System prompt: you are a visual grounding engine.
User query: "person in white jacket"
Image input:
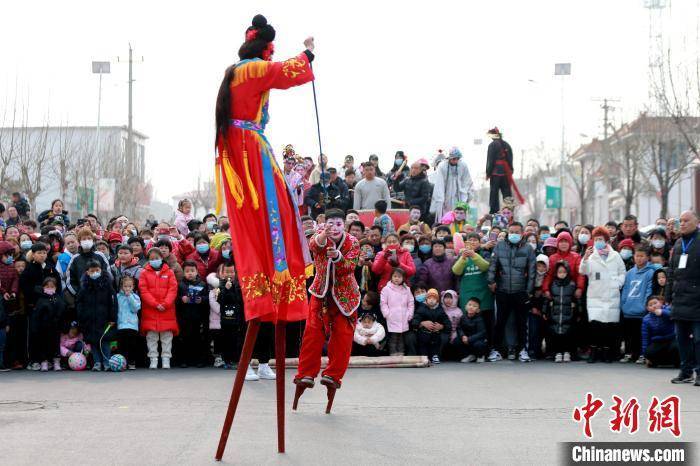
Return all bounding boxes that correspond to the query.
[354,313,386,352]
[429,147,475,221]
[578,226,627,363]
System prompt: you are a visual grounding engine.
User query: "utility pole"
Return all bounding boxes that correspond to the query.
[117,44,143,217]
[592,97,620,139]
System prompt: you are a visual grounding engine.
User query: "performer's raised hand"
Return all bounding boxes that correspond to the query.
[304,36,315,52]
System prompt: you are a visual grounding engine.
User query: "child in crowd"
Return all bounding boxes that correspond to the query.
[618,239,635,271]
[0,241,21,368]
[358,291,385,329]
[207,270,224,368]
[76,260,117,371]
[652,268,667,296]
[110,245,143,291]
[529,254,549,359]
[353,312,386,356]
[177,261,209,368]
[455,297,488,363]
[544,262,577,363]
[140,249,179,370]
[380,268,415,356]
[373,200,395,238]
[441,290,462,359]
[412,288,451,364]
[59,321,91,362]
[116,276,141,370]
[650,251,666,267]
[29,277,65,371]
[641,295,679,368]
[0,293,8,371]
[215,262,244,369]
[620,247,654,364]
[175,198,194,237]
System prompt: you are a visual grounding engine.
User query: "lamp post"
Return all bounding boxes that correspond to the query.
[554,63,571,221]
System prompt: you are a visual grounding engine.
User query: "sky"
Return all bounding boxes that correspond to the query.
[0,0,697,203]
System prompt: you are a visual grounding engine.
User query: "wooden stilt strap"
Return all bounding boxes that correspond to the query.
[215,319,261,461]
[275,321,287,453]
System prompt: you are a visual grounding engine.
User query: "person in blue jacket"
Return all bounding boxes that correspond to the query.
[642,295,679,367]
[620,246,655,364]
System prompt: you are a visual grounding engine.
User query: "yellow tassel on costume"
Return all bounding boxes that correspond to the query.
[242,149,259,210]
[305,264,315,279]
[231,61,270,87]
[214,163,223,215]
[273,268,291,286]
[222,158,245,209]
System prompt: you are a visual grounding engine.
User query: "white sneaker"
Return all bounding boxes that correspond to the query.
[460,355,477,363]
[53,358,62,371]
[476,356,486,363]
[431,355,441,364]
[161,357,170,369]
[128,364,136,371]
[635,355,645,364]
[620,354,632,363]
[28,362,41,371]
[257,363,276,380]
[245,364,260,381]
[149,358,158,369]
[487,349,503,362]
[213,356,224,368]
[563,352,572,363]
[40,361,49,372]
[554,353,563,363]
[92,362,102,372]
[518,349,531,363]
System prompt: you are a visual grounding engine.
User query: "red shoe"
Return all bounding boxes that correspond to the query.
[12,361,24,370]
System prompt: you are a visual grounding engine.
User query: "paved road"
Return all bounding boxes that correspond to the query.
[1,362,697,465]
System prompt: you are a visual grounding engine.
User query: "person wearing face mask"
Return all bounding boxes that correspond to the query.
[388,150,410,193]
[446,203,470,235]
[20,242,62,317]
[416,236,433,264]
[356,239,378,294]
[487,222,536,362]
[66,229,113,297]
[186,234,222,280]
[398,160,432,218]
[573,225,593,254]
[76,260,117,371]
[648,228,670,262]
[397,206,432,237]
[415,240,457,295]
[371,233,416,293]
[295,209,361,410]
[27,277,66,372]
[399,234,421,276]
[542,231,585,301]
[617,239,636,271]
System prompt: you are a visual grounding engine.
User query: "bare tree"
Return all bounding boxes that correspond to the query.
[70,132,99,217]
[605,123,650,216]
[53,124,76,201]
[0,94,20,198]
[15,103,52,210]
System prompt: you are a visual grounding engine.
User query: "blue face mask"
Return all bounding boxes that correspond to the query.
[196,244,210,254]
[594,240,607,250]
[222,250,231,259]
[650,262,663,270]
[394,159,403,167]
[540,233,551,241]
[415,293,427,303]
[206,221,216,231]
[149,259,163,269]
[508,234,522,244]
[144,239,152,247]
[364,249,374,259]
[20,240,32,250]
[89,271,101,280]
[4,256,14,265]
[419,245,432,254]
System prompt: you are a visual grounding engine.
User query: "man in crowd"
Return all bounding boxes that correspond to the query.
[11,192,31,220]
[612,214,645,250]
[399,159,432,219]
[666,211,700,386]
[304,172,350,219]
[353,162,391,211]
[328,167,350,202]
[487,221,536,363]
[345,169,357,199]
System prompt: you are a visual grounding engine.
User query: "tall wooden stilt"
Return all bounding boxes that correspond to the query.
[275,321,286,453]
[215,319,260,461]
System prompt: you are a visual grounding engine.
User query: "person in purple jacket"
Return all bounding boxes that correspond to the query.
[415,240,457,294]
[642,295,679,368]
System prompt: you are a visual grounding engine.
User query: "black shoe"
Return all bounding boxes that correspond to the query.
[0,365,10,372]
[179,363,188,369]
[507,349,516,361]
[587,347,598,364]
[602,347,613,363]
[196,362,205,368]
[671,373,694,384]
[695,379,700,387]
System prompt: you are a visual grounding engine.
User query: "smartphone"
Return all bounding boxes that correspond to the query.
[489,232,498,242]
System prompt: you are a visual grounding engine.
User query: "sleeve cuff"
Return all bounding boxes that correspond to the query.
[304,49,315,62]
[315,235,327,248]
[331,250,343,263]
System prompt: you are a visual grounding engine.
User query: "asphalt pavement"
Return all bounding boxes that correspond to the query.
[1,362,697,465]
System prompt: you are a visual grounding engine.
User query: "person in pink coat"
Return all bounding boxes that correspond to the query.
[372,233,416,292]
[380,268,415,355]
[139,248,179,369]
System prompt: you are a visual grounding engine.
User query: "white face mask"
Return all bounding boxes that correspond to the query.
[578,234,590,245]
[651,239,666,249]
[80,240,94,250]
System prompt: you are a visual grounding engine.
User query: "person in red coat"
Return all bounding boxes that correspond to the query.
[542,231,585,299]
[139,248,179,369]
[186,234,222,279]
[371,232,416,292]
[295,209,361,404]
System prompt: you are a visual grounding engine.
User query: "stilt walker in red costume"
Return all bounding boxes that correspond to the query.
[293,208,361,413]
[486,127,525,214]
[213,14,316,461]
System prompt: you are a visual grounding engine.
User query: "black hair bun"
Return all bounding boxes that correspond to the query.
[252,14,267,28]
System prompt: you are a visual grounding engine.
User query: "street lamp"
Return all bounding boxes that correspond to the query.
[92,61,110,159]
[554,62,571,221]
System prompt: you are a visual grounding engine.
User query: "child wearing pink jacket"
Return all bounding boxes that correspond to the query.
[380,268,415,356]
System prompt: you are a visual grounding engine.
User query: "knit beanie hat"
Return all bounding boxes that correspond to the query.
[426,289,440,300]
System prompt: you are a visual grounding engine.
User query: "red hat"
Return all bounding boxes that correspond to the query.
[487,127,502,138]
[617,238,635,251]
[556,231,573,246]
[416,157,430,168]
[0,240,14,256]
[106,232,123,243]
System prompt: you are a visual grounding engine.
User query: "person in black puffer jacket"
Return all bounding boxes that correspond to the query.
[411,288,451,363]
[399,162,433,218]
[544,261,577,362]
[0,296,8,371]
[66,229,113,297]
[76,261,117,371]
[28,277,65,371]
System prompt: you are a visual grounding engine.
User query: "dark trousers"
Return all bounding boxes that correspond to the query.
[404,330,418,356]
[548,331,573,354]
[178,317,207,365]
[589,320,618,349]
[0,328,6,367]
[494,292,529,353]
[489,175,511,214]
[7,313,27,365]
[481,308,495,351]
[456,338,488,358]
[645,339,680,367]
[622,317,642,358]
[219,325,240,364]
[528,313,545,358]
[417,331,448,358]
[118,329,141,365]
[252,322,274,364]
[675,320,700,376]
[29,327,60,362]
